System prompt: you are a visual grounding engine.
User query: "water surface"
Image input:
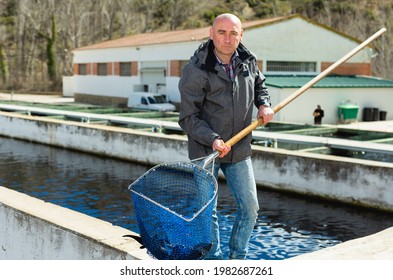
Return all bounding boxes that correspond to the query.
[1,136,393,260]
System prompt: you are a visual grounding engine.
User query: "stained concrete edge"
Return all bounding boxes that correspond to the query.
[0,186,152,260]
[292,226,393,260]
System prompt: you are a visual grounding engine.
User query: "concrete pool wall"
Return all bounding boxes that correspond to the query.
[1,111,393,212]
[0,186,150,260]
[1,110,393,260]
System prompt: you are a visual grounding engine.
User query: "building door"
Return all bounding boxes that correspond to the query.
[140,61,166,93]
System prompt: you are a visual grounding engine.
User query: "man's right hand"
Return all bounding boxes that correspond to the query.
[212,139,231,158]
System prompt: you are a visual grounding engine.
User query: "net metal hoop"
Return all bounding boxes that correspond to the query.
[128,160,218,260]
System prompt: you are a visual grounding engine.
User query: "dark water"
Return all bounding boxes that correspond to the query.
[1,136,393,260]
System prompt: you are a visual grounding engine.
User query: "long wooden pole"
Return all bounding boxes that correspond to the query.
[225,27,387,148]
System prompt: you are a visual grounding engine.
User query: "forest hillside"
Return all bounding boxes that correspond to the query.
[0,0,392,91]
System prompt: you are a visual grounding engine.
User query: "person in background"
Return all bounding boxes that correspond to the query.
[178,13,274,259]
[313,105,324,124]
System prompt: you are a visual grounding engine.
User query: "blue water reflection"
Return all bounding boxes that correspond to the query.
[1,136,393,260]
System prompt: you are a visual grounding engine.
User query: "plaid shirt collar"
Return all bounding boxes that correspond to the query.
[214,50,238,81]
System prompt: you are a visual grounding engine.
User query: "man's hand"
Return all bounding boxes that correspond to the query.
[257,105,274,125]
[212,138,231,158]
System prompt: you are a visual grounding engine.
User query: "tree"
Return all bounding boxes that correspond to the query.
[20,0,60,89]
[39,15,57,87]
[0,40,8,84]
[0,0,15,87]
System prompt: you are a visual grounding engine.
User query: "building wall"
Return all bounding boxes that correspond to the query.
[72,41,202,63]
[73,75,140,97]
[243,17,371,67]
[72,41,202,104]
[321,62,371,76]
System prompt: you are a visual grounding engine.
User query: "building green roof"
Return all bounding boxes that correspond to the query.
[265,75,393,88]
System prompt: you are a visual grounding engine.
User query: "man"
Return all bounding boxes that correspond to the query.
[313,105,324,124]
[178,13,274,259]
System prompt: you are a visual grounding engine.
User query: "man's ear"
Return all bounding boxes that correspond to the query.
[209,27,214,40]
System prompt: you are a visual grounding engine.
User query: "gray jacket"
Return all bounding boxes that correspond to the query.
[178,40,271,163]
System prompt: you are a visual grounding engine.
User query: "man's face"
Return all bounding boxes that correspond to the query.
[210,16,243,61]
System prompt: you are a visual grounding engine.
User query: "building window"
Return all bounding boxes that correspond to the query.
[79,64,87,75]
[180,60,188,70]
[169,60,189,77]
[120,62,132,76]
[266,61,316,73]
[98,63,107,76]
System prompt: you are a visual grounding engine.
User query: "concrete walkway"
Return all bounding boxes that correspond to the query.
[0,92,74,104]
[337,120,393,133]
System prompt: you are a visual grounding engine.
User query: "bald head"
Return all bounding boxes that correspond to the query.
[210,13,243,64]
[213,13,242,29]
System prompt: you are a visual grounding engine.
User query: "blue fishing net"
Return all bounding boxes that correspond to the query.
[129,162,217,260]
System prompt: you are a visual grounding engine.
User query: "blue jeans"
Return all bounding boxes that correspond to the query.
[203,157,259,260]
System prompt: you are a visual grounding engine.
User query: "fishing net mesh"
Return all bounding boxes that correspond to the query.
[129,162,217,260]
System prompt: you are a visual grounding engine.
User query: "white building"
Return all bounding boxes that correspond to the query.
[69,14,393,124]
